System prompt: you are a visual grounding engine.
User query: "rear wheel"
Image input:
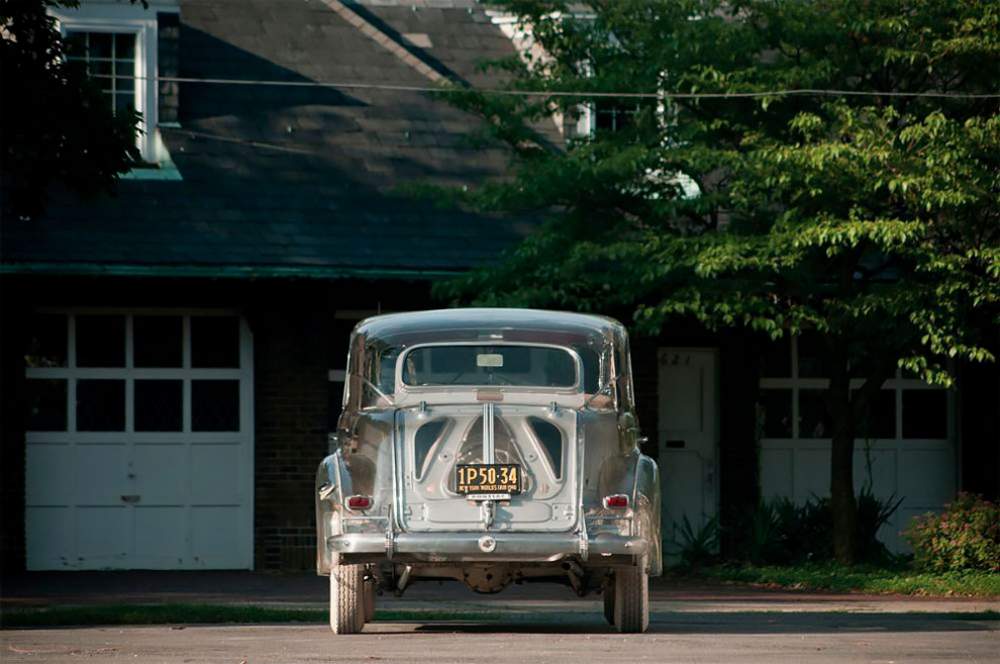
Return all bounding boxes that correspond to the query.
[329,564,365,634]
[602,575,616,626]
[613,559,649,633]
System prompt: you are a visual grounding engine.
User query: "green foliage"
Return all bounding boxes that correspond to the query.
[671,514,721,568]
[433,0,998,382]
[0,0,141,219]
[687,561,1000,597]
[433,0,1000,563]
[905,493,1000,573]
[741,487,902,565]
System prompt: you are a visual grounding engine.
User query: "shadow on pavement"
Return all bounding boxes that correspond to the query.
[400,611,997,636]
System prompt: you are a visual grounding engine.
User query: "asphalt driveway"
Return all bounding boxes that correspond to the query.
[2,573,997,663]
[3,612,998,664]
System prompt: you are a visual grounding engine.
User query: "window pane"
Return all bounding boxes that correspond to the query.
[25,314,67,368]
[135,380,182,431]
[192,380,240,431]
[65,32,87,56]
[77,379,125,431]
[116,73,134,92]
[402,345,576,387]
[90,60,112,79]
[760,338,791,378]
[856,389,895,439]
[27,379,67,431]
[134,316,182,367]
[114,93,134,115]
[903,390,948,439]
[76,315,125,367]
[758,388,792,438]
[191,317,240,368]
[89,32,112,59]
[114,33,135,59]
[797,333,830,378]
[799,389,832,438]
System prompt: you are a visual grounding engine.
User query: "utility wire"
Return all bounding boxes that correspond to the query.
[99,74,1000,99]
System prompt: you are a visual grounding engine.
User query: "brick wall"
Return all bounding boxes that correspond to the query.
[0,280,28,573]
[251,284,331,571]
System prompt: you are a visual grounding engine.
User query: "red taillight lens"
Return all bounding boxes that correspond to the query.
[603,494,629,509]
[346,495,372,511]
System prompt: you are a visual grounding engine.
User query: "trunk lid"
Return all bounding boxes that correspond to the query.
[394,403,578,532]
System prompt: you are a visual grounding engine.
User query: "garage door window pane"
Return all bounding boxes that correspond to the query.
[135,380,182,431]
[856,389,896,439]
[76,315,125,367]
[134,316,182,368]
[760,338,791,378]
[758,389,792,438]
[27,379,67,431]
[191,317,239,368]
[26,314,67,368]
[903,390,947,439]
[797,334,830,378]
[77,379,125,431]
[192,380,239,431]
[799,389,832,438]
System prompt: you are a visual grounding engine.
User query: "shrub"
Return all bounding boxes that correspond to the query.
[905,493,1000,573]
[740,488,901,565]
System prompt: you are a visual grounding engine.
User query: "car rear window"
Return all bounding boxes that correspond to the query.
[402,345,577,388]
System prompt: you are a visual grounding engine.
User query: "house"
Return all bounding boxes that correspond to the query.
[1,0,996,573]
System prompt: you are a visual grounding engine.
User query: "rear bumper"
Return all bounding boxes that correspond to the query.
[327,530,648,563]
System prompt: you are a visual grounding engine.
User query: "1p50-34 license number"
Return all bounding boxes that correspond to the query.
[456,464,521,495]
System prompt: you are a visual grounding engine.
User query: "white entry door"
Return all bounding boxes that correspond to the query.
[24,310,254,570]
[658,348,719,554]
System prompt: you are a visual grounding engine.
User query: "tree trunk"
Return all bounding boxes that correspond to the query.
[830,411,857,564]
[827,345,857,564]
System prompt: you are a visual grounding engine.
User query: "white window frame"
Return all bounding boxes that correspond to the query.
[51,2,178,164]
[758,337,955,445]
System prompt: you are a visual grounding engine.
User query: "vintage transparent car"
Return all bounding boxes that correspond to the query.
[316,309,661,633]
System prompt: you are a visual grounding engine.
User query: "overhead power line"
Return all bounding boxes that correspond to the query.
[101,74,1000,100]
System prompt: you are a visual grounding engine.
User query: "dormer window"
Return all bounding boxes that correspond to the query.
[51,2,178,168]
[65,31,139,117]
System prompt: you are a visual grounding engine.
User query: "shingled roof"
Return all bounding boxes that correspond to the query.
[1,0,542,279]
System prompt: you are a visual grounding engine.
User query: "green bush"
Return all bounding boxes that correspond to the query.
[905,493,1000,573]
[742,486,901,565]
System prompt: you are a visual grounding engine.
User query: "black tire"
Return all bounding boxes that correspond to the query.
[613,560,649,633]
[363,573,376,623]
[603,574,616,626]
[329,564,365,634]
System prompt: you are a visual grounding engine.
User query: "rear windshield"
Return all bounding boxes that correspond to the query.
[401,345,578,388]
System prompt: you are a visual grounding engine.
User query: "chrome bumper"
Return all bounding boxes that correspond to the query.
[327,531,648,563]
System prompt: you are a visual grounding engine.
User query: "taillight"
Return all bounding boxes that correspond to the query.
[346,495,372,511]
[603,494,630,509]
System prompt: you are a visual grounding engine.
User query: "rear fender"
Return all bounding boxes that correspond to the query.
[594,452,662,576]
[315,451,348,574]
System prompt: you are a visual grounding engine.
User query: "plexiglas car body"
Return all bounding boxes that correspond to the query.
[316,309,661,633]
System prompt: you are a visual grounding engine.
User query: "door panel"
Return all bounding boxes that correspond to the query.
[658,348,719,554]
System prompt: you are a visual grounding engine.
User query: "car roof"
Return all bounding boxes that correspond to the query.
[354,308,626,348]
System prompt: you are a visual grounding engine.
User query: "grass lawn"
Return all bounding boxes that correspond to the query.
[681,562,1000,597]
[0,604,501,629]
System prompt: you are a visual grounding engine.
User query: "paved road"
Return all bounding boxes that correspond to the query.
[3,609,998,664]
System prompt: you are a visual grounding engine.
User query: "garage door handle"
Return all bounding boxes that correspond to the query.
[121,495,141,504]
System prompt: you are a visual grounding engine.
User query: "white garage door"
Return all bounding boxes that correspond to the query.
[756,336,955,552]
[24,310,254,570]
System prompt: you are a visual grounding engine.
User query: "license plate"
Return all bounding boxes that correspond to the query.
[456,464,522,497]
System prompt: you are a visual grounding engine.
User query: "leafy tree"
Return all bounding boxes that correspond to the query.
[436,0,1000,562]
[0,0,140,220]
